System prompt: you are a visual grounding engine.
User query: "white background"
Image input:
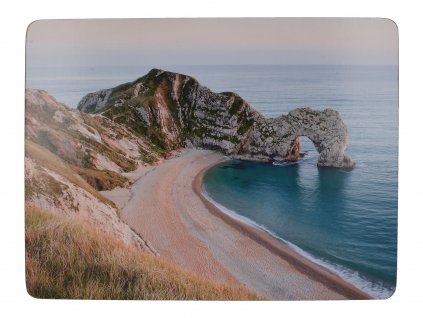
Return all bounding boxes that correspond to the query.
[1,0,422,317]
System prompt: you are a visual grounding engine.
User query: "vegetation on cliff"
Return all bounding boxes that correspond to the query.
[24,67,355,300]
[78,68,354,168]
[25,89,160,251]
[25,88,261,299]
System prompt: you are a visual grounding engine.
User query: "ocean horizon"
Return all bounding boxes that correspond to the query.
[26,63,398,111]
[26,63,398,299]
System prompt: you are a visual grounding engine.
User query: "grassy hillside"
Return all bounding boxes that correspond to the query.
[25,140,115,207]
[25,207,260,300]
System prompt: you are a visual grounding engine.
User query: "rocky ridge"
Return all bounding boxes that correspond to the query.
[25,89,161,254]
[78,68,354,169]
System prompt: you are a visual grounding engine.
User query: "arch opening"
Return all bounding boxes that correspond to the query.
[286,136,320,163]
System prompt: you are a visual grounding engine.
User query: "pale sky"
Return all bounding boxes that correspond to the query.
[26,18,398,67]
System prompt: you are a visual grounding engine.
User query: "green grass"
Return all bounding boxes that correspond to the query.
[229,95,244,116]
[25,207,260,300]
[237,118,255,136]
[138,148,157,164]
[102,102,170,154]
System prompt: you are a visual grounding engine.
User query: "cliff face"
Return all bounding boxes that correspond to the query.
[78,69,354,169]
[25,89,161,253]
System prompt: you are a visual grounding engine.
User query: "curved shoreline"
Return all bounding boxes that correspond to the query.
[193,159,371,300]
[104,149,371,299]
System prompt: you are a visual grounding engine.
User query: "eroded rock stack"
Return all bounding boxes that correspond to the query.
[78,69,354,169]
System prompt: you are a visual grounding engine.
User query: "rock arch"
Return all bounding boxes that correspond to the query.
[281,108,355,169]
[77,69,354,170]
[235,107,355,170]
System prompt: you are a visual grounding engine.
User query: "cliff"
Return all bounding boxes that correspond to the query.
[25,89,161,253]
[25,72,355,299]
[25,89,263,299]
[78,69,354,169]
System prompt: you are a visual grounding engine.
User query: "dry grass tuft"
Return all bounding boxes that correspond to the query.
[73,167,129,191]
[25,207,260,300]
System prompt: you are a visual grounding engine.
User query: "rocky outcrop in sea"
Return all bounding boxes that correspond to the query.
[78,69,354,169]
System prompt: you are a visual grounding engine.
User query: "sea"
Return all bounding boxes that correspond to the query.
[26,64,398,299]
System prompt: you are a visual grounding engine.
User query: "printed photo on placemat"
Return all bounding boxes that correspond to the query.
[25,18,398,300]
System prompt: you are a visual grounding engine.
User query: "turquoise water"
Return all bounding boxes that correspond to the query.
[26,64,398,299]
[203,157,397,298]
[199,65,398,299]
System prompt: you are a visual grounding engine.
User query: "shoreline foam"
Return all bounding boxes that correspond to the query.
[103,149,371,299]
[194,159,371,300]
[201,184,391,299]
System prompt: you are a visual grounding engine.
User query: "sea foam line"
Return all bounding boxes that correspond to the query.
[201,186,394,299]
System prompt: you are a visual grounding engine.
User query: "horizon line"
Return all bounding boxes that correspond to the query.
[27,62,399,69]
